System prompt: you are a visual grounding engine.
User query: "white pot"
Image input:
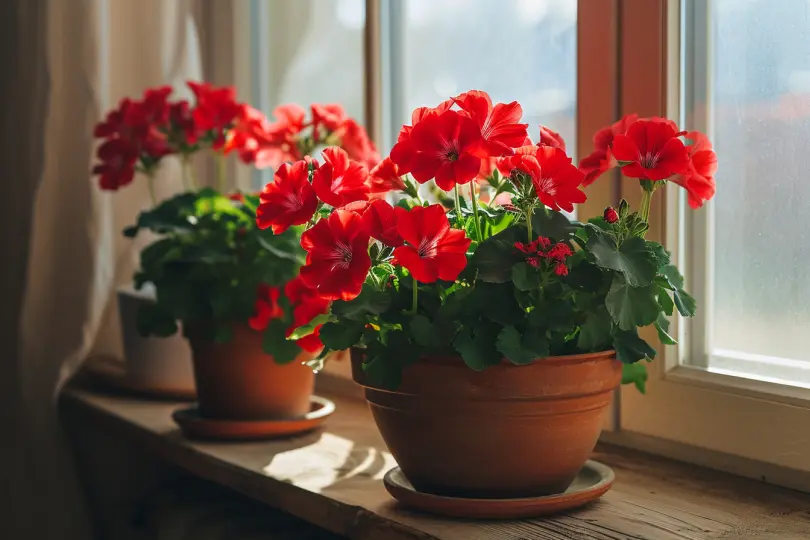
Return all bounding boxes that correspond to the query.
[117,284,195,393]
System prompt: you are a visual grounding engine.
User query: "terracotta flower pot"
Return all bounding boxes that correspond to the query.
[190,325,314,420]
[351,350,621,499]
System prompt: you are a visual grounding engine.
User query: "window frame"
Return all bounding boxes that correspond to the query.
[612,0,810,492]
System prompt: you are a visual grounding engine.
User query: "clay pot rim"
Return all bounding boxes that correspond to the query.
[352,348,615,367]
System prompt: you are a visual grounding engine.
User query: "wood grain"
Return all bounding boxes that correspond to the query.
[59,385,810,540]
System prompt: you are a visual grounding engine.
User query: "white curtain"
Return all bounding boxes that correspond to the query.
[1,0,202,536]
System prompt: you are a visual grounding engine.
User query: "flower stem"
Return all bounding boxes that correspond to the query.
[526,207,534,243]
[147,174,157,206]
[183,155,198,191]
[469,182,483,241]
[216,154,227,193]
[410,276,418,315]
[453,184,463,227]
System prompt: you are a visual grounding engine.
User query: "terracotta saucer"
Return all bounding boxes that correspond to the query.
[84,355,196,401]
[384,460,614,519]
[172,396,335,440]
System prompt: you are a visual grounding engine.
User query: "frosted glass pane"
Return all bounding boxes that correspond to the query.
[402,0,577,157]
[692,0,810,381]
[266,0,365,123]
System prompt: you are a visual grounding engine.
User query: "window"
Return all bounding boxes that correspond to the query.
[682,0,810,387]
[617,0,810,489]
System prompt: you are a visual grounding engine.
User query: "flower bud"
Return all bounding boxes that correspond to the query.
[604,206,619,224]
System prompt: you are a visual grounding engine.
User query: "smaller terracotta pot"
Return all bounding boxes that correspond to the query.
[189,325,314,420]
[352,350,621,499]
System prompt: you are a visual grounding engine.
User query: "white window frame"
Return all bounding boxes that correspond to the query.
[611,0,810,493]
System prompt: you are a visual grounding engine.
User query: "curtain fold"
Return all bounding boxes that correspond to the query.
[1,0,202,536]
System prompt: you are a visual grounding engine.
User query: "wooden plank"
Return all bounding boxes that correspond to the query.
[59,386,810,540]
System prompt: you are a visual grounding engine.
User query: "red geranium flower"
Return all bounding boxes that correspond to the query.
[453,90,528,157]
[538,125,566,152]
[248,284,284,331]
[256,160,318,234]
[361,199,403,247]
[388,100,454,174]
[311,103,347,141]
[672,131,717,209]
[391,110,483,191]
[92,138,138,190]
[312,146,370,207]
[168,100,199,145]
[188,81,242,147]
[284,276,330,353]
[335,119,380,168]
[300,210,371,301]
[368,157,406,194]
[392,205,471,283]
[611,118,690,181]
[579,113,638,186]
[498,146,586,213]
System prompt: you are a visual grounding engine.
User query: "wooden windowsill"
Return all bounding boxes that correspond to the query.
[59,379,810,540]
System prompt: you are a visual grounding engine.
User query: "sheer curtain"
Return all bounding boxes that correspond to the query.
[0,0,202,536]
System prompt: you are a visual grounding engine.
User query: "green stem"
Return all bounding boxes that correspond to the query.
[526,206,534,243]
[216,154,227,193]
[640,188,653,223]
[453,184,463,227]
[183,155,198,191]
[410,276,418,315]
[147,174,157,206]
[469,182,482,242]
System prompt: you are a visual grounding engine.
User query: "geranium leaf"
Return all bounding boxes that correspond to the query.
[673,288,697,317]
[331,286,392,320]
[262,319,302,364]
[647,241,671,269]
[577,307,613,351]
[655,313,677,345]
[318,320,365,351]
[512,262,542,291]
[621,362,649,394]
[452,323,501,371]
[362,353,402,390]
[469,225,524,283]
[613,328,657,364]
[531,208,577,241]
[408,314,435,348]
[287,313,336,339]
[660,264,685,290]
[605,275,660,330]
[496,325,549,365]
[588,234,657,287]
[657,285,675,316]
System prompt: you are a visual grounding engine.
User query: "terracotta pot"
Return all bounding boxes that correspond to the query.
[190,325,314,420]
[352,350,621,499]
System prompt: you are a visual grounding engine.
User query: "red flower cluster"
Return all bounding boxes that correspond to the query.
[497,145,586,212]
[390,90,529,190]
[579,115,717,207]
[248,276,330,353]
[93,84,379,193]
[515,237,572,276]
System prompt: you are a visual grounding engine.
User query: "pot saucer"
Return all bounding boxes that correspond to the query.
[172,396,335,440]
[84,355,196,401]
[383,460,614,519]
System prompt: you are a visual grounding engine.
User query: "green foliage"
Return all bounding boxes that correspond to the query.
[468,225,524,282]
[588,235,657,287]
[129,190,305,362]
[622,362,649,394]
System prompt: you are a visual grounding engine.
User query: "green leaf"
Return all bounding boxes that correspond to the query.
[362,353,402,390]
[331,286,393,320]
[496,325,549,365]
[577,308,613,351]
[605,275,661,331]
[512,262,542,291]
[657,286,675,316]
[214,324,233,344]
[588,235,657,287]
[257,233,305,263]
[261,319,302,364]
[136,304,178,337]
[531,208,576,240]
[469,225,524,283]
[318,320,365,351]
[647,241,671,269]
[660,264,685,290]
[674,289,697,317]
[613,328,657,364]
[655,313,677,345]
[287,313,336,340]
[621,362,649,394]
[452,322,502,371]
[408,314,435,348]
[467,282,524,326]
